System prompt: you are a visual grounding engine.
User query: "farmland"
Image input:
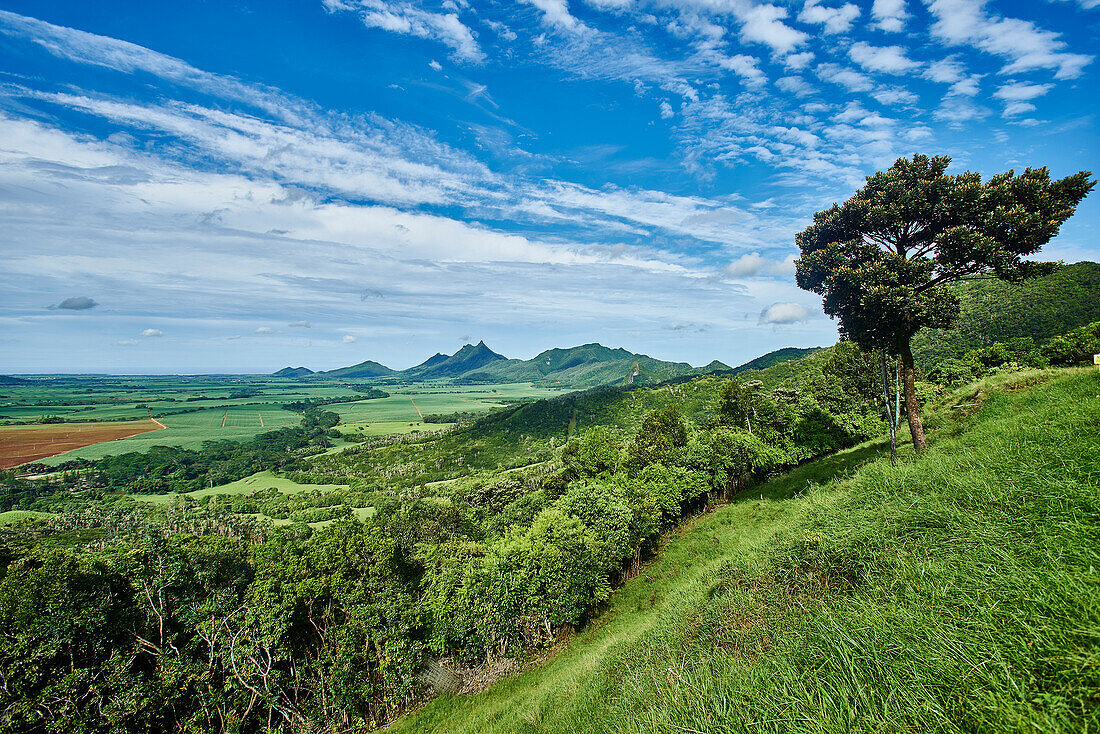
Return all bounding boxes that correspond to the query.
[0,420,164,468]
[0,375,561,467]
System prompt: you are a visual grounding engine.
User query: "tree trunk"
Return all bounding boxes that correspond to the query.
[901,343,927,453]
[880,353,897,465]
[894,356,902,429]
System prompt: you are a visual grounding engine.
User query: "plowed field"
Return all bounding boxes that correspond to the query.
[0,420,165,468]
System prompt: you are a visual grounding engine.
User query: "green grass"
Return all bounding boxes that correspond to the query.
[130,470,350,504]
[392,369,1100,734]
[336,420,455,436]
[325,383,558,425]
[0,510,54,525]
[36,406,302,463]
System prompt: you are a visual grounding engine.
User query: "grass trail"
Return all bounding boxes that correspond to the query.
[391,369,1100,734]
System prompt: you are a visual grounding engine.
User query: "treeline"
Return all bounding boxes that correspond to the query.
[911,261,1100,368]
[281,388,388,412]
[927,320,1100,386]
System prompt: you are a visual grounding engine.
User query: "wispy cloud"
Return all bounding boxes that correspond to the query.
[322,0,485,62]
[927,0,1093,79]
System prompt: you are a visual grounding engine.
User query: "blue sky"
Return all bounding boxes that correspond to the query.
[0,0,1096,373]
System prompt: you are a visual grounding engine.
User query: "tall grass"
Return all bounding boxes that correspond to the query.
[390,370,1100,733]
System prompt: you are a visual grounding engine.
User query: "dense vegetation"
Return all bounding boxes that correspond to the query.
[911,261,1100,368]
[2,311,1098,731]
[392,368,1100,734]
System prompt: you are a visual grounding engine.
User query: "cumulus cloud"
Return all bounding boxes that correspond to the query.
[734,2,808,55]
[255,326,275,334]
[659,100,675,118]
[289,320,312,328]
[725,252,795,277]
[870,0,908,32]
[776,75,814,96]
[523,0,586,32]
[343,335,358,343]
[428,59,442,71]
[51,296,99,310]
[116,339,140,346]
[798,0,861,35]
[815,63,873,92]
[758,302,809,324]
[141,328,163,337]
[848,42,920,74]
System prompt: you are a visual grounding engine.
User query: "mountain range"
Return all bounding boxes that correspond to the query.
[275,340,737,389]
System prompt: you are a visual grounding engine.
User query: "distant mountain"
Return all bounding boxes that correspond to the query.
[320,359,396,379]
[730,347,821,375]
[403,341,507,379]
[313,341,732,388]
[272,366,315,377]
[441,342,729,388]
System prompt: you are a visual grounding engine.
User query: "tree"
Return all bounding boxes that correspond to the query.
[795,155,1093,452]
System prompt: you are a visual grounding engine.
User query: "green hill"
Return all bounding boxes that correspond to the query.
[391,368,1100,733]
[318,342,733,388]
[912,261,1100,369]
[730,346,820,374]
[271,366,314,377]
[318,359,395,379]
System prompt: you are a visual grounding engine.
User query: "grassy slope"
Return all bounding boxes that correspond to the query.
[391,369,1100,733]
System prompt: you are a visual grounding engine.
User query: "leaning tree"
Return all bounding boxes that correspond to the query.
[795,154,1093,453]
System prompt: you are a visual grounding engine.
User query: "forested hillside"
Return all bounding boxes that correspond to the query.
[392,369,1100,734]
[911,261,1100,368]
[3,318,1099,732]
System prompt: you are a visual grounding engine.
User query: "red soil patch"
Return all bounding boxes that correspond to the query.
[0,420,165,468]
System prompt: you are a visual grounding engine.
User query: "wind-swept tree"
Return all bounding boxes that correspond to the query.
[795,155,1093,452]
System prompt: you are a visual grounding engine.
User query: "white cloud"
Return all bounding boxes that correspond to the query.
[849,41,920,74]
[141,328,163,337]
[289,320,312,328]
[255,326,275,334]
[715,53,767,88]
[776,75,814,96]
[871,0,908,32]
[429,59,443,70]
[872,87,919,105]
[759,302,809,324]
[815,62,873,92]
[323,0,485,62]
[798,0,861,35]
[992,81,1053,102]
[523,0,586,32]
[659,100,675,118]
[724,252,794,277]
[343,334,358,343]
[1002,101,1036,117]
[784,51,814,70]
[735,2,809,55]
[927,0,1093,79]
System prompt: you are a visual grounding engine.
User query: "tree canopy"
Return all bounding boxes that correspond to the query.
[795,154,1093,451]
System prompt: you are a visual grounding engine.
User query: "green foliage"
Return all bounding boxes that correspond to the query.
[391,371,1100,734]
[796,155,1094,354]
[912,261,1100,368]
[1041,320,1100,366]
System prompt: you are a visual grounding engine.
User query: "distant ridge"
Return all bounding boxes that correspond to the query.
[303,341,736,389]
[0,375,30,385]
[272,366,314,377]
[320,359,396,379]
[730,347,821,375]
